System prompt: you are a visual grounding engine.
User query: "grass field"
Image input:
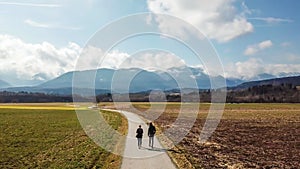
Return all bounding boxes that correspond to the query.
[0,104,127,169]
[102,102,300,169]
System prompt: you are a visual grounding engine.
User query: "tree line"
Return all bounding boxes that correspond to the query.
[1,83,299,103]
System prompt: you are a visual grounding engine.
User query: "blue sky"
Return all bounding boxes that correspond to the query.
[0,0,299,86]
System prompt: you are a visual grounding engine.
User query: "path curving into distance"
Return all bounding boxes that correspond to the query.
[105,109,177,169]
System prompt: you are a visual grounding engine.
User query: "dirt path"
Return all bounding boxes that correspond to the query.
[116,110,177,169]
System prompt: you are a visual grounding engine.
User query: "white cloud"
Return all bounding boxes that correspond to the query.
[24,19,81,30]
[147,0,254,42]
[78,47,130,70]
[79,48,186,71]
[249,17,293,24]
[235,58,264,79]
[0,2,61,8]
[0,34,80,85]
[0,35,132,85]
[244,47,258,56]
[0,35,187,85]
[225,58,300,80]
[119,52,186,70]
[24,19,51,28]
[244,40,273,56]
[259,40,273,49]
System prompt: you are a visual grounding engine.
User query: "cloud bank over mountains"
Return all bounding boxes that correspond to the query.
[0,34,300,86]
[0,35,79,85]
[0,35,188,86]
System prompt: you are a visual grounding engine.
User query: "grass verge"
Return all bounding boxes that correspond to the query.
[0,107,127,169]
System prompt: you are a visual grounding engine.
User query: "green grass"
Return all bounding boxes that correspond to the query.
[0,108,127,169]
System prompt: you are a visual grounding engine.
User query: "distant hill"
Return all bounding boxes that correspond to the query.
[38,67,242,93]
[233,76,300,90]
[0,80,11,88]
[2,67,300,99]
[38,68,178,93]
[37,68,300,92]
[1,74,300,103]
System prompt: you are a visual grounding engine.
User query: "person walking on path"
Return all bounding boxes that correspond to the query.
[148,122,156,148]
[136,125,143,149]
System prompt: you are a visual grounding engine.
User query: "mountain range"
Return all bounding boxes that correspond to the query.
[0,80,11,88]
[0,67,299,95]
[232,75,300,90]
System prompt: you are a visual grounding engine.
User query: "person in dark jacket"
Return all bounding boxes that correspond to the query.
[148,122,156,148]
[136,125,143,149]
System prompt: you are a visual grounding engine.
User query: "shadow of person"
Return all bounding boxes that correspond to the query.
[144,147,167,152]
[138,146,183,154]
[141,147,182,154]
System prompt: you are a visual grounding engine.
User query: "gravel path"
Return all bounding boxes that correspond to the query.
[115,110,177,169]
